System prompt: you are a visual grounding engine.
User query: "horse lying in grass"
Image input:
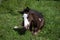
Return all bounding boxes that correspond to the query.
[14,7,44,35]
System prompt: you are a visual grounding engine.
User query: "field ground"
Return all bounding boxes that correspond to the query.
[0,0,60,40]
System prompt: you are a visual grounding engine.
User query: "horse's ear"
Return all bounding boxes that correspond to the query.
[26,7,30,10]
[24,7,30,12]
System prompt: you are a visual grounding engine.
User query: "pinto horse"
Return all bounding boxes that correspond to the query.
[14,7,44,35]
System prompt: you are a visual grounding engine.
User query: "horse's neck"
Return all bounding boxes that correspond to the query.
[23,13,30,27]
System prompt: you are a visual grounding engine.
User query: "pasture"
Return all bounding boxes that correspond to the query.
[0,0,60,40]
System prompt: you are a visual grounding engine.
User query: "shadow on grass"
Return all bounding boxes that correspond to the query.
[13,28,27,35]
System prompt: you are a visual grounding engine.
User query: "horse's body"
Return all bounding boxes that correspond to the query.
[22,7,44,35]
[14,7,44,35]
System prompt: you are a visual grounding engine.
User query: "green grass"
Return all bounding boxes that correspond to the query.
[0,0,60,40]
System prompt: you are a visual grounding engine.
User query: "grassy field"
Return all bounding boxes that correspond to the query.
[0,0,60,40]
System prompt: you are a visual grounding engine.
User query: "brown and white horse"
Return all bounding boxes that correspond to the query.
[14,7,44,35]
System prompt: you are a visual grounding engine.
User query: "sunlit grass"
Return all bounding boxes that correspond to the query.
[0,0,60,40]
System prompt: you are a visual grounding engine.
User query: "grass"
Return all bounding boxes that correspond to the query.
[0,0,60,40]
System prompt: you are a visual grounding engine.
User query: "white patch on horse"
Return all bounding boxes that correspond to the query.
[14,26,18,29]
[39,18,41,21]
[23,13,30,28]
